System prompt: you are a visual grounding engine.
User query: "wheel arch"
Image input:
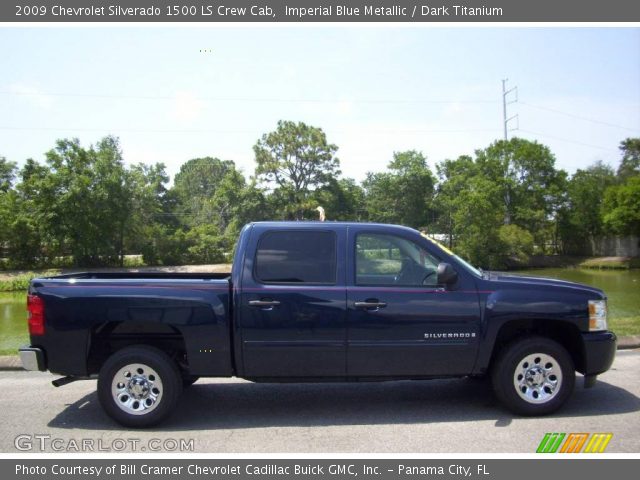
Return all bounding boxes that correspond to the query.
[485,318,585,374]
[87,321,189,376]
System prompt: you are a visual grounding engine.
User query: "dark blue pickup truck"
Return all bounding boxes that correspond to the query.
[20,222,616,427]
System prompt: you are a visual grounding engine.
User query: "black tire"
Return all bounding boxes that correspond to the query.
[491,336,575,416]
[182,375,200,388]
[98,345,183,428]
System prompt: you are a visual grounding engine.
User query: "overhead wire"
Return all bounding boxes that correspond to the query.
[518,129,619,152]
[519,101,639,133]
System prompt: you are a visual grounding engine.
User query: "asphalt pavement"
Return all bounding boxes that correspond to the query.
[1,350,638,453]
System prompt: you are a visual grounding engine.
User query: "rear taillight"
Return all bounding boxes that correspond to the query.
[27,295,45,335]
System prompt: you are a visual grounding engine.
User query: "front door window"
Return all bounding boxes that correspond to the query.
[355,233,439,287]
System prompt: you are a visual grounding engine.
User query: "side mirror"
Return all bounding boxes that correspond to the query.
[437,262,458,286]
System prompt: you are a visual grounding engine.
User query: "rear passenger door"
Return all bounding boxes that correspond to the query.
[238,226,347,378]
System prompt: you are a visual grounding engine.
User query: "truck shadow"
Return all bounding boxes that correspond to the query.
[48,376,640,431]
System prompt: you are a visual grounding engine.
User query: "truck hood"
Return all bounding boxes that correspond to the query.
[484,271,605,298]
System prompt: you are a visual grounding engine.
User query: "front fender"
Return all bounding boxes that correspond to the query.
[472,288,591,374]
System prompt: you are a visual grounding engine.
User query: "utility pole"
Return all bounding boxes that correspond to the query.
[501,79,518,225]
[502,79,518,140]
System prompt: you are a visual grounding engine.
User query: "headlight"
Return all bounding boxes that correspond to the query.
[588,299,608,331]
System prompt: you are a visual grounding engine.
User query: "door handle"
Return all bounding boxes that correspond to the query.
[249,299,281,307]
[354,301,387,309]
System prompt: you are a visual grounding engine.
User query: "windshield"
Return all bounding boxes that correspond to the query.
[420,233,483,278]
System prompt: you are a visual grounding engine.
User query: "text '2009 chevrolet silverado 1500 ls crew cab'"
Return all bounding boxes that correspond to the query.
[19,222,616,427]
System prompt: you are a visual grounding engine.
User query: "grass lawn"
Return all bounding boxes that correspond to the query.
[609,317,640,337]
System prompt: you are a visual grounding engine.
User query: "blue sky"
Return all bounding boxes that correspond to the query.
[1,27,639,182]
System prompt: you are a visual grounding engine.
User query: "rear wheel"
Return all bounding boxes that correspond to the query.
[98,346,183,427]
[491,336,575,416]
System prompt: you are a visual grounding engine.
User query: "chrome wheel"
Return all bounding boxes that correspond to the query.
[513,353,563,404]
[111,363,163,415]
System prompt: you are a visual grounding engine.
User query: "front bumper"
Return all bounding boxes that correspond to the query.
[581,331,616,376]
[19,346,46,372]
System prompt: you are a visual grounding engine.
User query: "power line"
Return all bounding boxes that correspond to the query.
[520,101,640,133]
[518,128,618,152]
[501,84,629,153]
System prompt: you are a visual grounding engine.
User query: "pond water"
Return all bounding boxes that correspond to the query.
[0,292,27,355]
[0,268,638,354]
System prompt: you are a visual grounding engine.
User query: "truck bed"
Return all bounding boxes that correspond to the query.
[28,272,233,377]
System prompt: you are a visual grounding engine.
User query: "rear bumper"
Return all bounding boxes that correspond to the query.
[19,346,46,372]
[581,331,616,376]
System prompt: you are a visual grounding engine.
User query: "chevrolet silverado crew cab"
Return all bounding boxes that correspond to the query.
[19,222,616,427]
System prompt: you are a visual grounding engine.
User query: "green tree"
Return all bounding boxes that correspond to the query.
[432,155,477,247]
[557,161,615,254]
[0,189,42,268]
[254,120,340,219]
[209,167,266,233]
[451,175,505,268]
[617,138,640,180]
[0,156,16,193]
[498,224,535,265]
[430,138,567,266]
[166,157,269,265]
[475,138,565,252]
[7,159,51,267]
[172,157,237,226]
[124,162,171,265]
[27,137,131,266]
[602,176,640,236]
[312,178,366,221]
[35,138,94,263]
[93,136,132,265]
[363,150,435,228]
[0,157,17,265]
[183,224,227,264]
[601,138,640,236]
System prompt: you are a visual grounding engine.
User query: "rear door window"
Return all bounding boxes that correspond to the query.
[255,230,337,284]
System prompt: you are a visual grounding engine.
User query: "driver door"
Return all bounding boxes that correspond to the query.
[346,230,481,377]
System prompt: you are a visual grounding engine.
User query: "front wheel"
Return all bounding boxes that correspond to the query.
[98,346,183,427]
[491,336,575,416]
